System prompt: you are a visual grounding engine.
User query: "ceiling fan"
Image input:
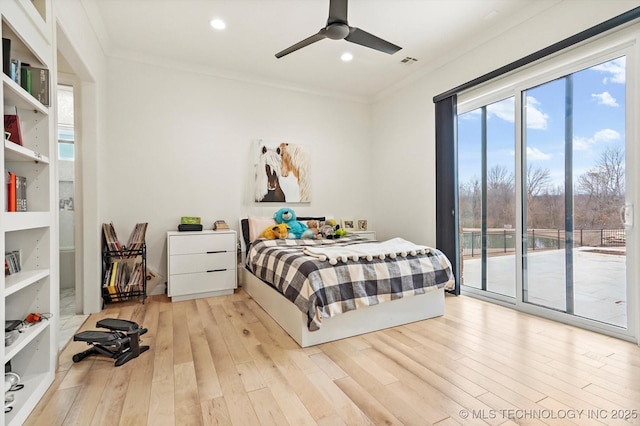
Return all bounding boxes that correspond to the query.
[275,0,402,59]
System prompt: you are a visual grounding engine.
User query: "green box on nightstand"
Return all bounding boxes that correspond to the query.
[180,216,201,225]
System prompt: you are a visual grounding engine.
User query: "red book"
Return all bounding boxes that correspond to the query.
[7,172,16,212]
[4,114,23,146]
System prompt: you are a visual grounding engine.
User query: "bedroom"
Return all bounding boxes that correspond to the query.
[3,0,640,424]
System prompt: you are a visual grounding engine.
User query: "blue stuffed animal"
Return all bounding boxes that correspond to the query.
[273,208,314,239]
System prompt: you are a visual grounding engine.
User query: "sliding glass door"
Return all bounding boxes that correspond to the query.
[457,48,633,337]
[458,98,516,298]
[524,57,627,327]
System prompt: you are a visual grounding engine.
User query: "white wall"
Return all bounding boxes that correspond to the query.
[104,57,372,291]
[370,0,640,245]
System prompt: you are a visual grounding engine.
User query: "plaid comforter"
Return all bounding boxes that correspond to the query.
[246,236,455,331]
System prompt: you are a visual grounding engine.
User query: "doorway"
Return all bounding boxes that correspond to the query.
[56,31,90,349]
[57,83,85,349]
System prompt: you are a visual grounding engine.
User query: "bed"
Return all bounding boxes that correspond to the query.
[240,217,454,347]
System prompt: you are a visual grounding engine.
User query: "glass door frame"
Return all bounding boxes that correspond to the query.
[456,29,638,342]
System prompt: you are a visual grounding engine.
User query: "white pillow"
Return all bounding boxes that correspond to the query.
[248,216,276,242]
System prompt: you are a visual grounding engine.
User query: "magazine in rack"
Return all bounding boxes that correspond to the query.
[101,222,148,303]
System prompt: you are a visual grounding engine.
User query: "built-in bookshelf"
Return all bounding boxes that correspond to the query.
[1,1,56,425]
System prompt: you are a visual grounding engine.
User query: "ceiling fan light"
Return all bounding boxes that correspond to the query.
[341,52,353,62]
[326,23,350,40]
[210,18,226,30]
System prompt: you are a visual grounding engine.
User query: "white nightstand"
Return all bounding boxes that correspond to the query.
[350,230,376,240]
[167,230,237,302]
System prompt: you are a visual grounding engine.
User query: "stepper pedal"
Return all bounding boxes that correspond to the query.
[96,318,139,332]
[73,331,119,345]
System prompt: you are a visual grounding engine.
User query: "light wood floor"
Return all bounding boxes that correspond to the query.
[25,290,640,426]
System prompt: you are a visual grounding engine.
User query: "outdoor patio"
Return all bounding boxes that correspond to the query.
[462,247,627,328]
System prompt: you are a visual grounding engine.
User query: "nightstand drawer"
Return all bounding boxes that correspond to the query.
[168,269,237,297]
[169,252,236,275]
[169,232,236,255]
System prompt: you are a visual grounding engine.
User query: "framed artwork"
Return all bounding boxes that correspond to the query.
[253,140,310,203]
[341,219,355,231]
[357,219,368,231]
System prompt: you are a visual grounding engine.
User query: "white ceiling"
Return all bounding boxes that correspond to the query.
[84,0,561,100]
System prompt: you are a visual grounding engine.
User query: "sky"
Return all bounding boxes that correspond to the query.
[458,56,626,190]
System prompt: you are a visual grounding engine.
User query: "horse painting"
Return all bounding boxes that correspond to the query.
[262,163,286,202]
[278,142,310,202]
[255,146,286,202]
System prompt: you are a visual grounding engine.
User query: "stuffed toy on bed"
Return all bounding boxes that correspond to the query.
[274,208,314,239]
[319,218,342,239]
[260,223,290,240]
[306,220,320,239]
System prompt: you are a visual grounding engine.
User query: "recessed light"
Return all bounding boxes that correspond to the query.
[341,52,353,62]
[210,18,226,30]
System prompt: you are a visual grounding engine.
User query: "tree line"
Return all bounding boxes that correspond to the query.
[459,146,625,230]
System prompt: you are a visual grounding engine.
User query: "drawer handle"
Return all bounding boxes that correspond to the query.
[207,268,227,273]
[206,250,226,254]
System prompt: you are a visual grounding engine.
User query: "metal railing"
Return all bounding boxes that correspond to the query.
[461,228,625,258]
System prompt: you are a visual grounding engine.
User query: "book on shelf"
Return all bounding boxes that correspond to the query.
[16,175,26,212]
[4,250,21,275]
[102,222,122,252]
[126,262,144,292]
[109,261,118,288]
[103,258,143,300]
[2,38,10,77]
[13,62,49,105]
[125,222,148,253]
[105,261,120,301]
[213,220,229,230]
[102,222,148,255]
[29,66,49,106]
[20,63,31,94]
[6,171,16,212]
[4,112,23,146]
[5,172,26,212]
[102,260,110,288]
[10,59,20,85]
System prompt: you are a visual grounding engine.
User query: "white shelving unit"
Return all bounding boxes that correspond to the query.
[0,1,56,425]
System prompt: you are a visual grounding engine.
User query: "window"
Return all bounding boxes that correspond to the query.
[57,85,74,160]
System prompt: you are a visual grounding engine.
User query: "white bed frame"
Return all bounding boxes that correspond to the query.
[241,267,445,347]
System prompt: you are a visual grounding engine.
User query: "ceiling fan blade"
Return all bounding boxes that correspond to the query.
[345,27,402,54]
[328,0,348,25]
[275,30,327,58]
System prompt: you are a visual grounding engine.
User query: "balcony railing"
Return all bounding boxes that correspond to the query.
[461,228,625,258]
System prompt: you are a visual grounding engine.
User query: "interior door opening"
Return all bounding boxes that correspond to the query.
[57,83,86,349]
[56,30,89,348]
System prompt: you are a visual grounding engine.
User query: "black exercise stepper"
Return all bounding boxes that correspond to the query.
[72,318,149,367]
